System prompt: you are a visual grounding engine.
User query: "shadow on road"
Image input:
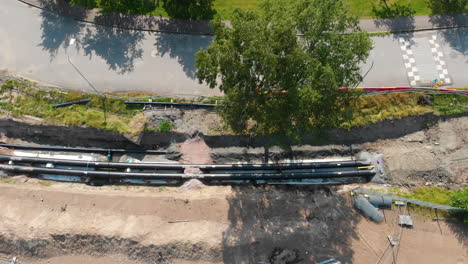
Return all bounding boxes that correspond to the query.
[38,0,87,59]
[36,0,215,76]
[429,15,467,61]
[37,0,145,74]
[153,33,212,79]
[81,16,146,74]
[222,186,360,263]
[372,2,416,41]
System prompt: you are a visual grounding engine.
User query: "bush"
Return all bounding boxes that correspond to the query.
[158,120,173,132]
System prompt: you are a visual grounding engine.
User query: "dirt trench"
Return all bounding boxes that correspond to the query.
[0,234,221,264]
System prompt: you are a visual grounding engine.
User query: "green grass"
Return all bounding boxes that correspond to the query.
[384,186,468,222]
[69,0,468,20]
[0,178,16,184]
[38,180,53,187]
[157,120,174,132]
[343,93,433,128]
[341,93,468,128]
[431,94,468,115]
[0,79,141,135]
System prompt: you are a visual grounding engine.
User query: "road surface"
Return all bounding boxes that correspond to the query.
[0,0,466,96]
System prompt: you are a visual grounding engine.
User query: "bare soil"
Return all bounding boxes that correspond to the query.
[0,182,466,264]
[0,108,467,263]
[363,116,468,189]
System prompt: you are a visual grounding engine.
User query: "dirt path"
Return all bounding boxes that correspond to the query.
[0,181,466,264]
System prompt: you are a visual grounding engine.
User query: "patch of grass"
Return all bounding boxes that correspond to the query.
[341,93,434,128]
[0,80,140,134]
[158,120,174,132]
[369,31,392,36]
[382,186,468,222]
[431,94,468,115]
[38,180,53,187]
[0,178,16,184]
[68,0,468,20]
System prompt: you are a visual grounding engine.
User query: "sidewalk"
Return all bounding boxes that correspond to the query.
[16,0,468,35]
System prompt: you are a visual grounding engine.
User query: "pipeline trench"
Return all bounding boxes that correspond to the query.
[0,145,376,186]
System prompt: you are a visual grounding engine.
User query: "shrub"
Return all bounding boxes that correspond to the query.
[158,120,173,132]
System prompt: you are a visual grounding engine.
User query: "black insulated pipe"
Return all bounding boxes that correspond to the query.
[0,144,166,154]
[125,101,221,108]
[52,99,91,108]
[0,164,374,181]
[0,155,369,170]
[200,160,371,171]
[0,155,184,170]
[199,170,376,180]
[0,164,187,180]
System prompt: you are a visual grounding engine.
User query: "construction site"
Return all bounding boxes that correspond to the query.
[0,0,467,263]
[0,108,466,264]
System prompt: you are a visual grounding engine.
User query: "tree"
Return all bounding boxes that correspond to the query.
[427,0,467,14]
[196,0,372,140]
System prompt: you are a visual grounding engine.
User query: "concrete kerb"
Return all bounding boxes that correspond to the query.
[17,0,468,35]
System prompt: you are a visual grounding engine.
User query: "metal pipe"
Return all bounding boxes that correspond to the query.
[0,164,186,180]
[125,101,221,108]
[0,155,369,170]
[52,99,91,108]
[200,160,371,171]
[0,164,374,181]
[199,170,375,180]
[0,144,165,154]
[0,155,184,170]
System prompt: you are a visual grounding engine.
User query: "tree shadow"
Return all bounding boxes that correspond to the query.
[94,0,158,14]
[427,0,468,14]
[37,0,147,74]
[429,15,467,60]
[445,218,468,247]
[38,0,88,59]
[222,186,360,263]
[372,2,416,19]
[163,0,216,20]
[153,32,212,79]
[81,18,146,74]
[372,2,416,40]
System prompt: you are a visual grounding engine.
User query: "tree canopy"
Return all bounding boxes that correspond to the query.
[196,0,372,140]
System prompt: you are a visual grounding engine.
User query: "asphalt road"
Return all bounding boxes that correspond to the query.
[0,0,467,96]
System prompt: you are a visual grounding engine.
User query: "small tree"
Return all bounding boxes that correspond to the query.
[196,0,372,141]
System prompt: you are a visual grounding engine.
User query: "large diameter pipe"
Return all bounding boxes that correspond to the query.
[354,195,384,222]
[0,164,374,181]
[0,155,369,171]
[0,155,184,170]
[0,144,165,154]
[200,160,371,171]
[0,164,186,180]
[199,170,375,180]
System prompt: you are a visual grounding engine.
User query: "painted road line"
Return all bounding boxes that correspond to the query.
[429,35,452,85]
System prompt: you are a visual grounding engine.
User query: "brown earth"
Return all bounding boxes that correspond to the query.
[363,116,468,188]
[0,105,467,263]
[0,181,466,264]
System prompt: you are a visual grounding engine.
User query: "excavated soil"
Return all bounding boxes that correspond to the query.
[0,108,467,263]
[0,183,466,264]
[363,116,468,189]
